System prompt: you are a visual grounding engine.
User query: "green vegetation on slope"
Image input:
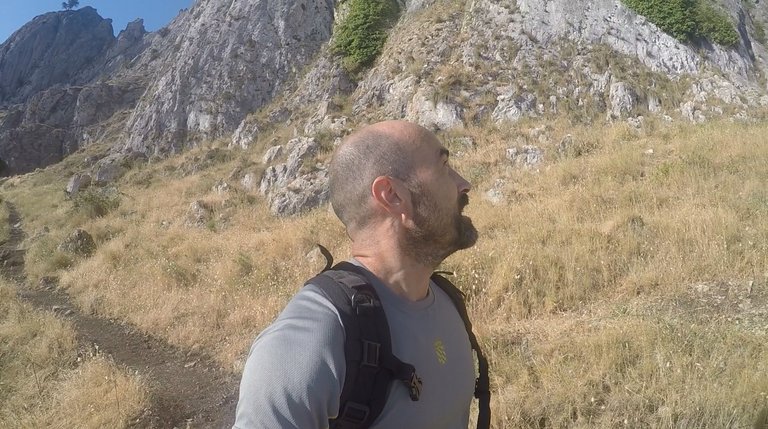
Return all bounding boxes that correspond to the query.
[622,0,739,46]
[332,0,401,73]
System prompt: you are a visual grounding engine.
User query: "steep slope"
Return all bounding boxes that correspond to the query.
[1,0,768,177]
[223,0,764,167]
[121,0,336,155]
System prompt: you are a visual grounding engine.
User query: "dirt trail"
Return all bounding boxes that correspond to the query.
[1,202,239,428]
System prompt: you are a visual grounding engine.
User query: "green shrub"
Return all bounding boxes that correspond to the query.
[73,187,121,218]
[695,2,740,46]
[622,0,739,47]
[332,0,400,73]
[623,0,697,41]
[754,20,767,45]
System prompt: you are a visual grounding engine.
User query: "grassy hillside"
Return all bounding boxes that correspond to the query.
[2,119,767,427]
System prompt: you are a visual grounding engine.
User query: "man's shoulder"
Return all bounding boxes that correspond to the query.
[279,283,343,322]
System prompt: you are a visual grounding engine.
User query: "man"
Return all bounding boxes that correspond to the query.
[233,120,480,428]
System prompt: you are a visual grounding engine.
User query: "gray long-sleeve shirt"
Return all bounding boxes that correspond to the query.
[234,264,475,429]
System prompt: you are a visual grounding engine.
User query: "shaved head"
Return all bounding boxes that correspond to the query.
[329,121,432,235]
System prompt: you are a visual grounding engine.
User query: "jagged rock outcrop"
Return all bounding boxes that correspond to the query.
[258,136,329,216]
[122,0,337,155]
[0,77,145,175]
[321,0,768,134]
[0,7,115,106]
[1,0,767,184]
[0,7,148,175]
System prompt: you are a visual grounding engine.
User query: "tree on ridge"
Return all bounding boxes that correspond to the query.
[62,0,79,10]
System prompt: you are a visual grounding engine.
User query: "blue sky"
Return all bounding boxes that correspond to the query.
[1,0,196,44]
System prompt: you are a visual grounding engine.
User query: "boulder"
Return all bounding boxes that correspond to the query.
[269,170,330,217]
[241,173,259,193]
[185,200,213,228]
[93,160,125,186]
[607,82,636,119]
[58,229,96,256]
[231,120,259,149]
[406,87,464,130]
[493,91,537,123]
[506,145,544,168]
[483,179,506,206]
[627,116,644,129]
[260,137,319,196]
[648,96,662,113]
[681,101,705,123]
[65,174,92,195]
[212,181,230,194]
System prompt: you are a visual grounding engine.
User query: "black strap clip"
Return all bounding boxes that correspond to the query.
[404,371,422,401]
[351,290,377,315]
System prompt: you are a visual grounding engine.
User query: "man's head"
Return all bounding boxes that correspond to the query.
[329,120,477,267]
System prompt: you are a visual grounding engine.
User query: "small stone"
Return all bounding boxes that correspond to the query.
[185,200,213,228]
[212,181,230,194]
[506,145,543,168]
[627,116,644,129]
[483,179,506,206]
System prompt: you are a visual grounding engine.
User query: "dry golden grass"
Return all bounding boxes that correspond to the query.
[3,119,768,427]
[0,201,9,243]
[0,280,148,428]
[30,356,148,429]
[445,120,768,427]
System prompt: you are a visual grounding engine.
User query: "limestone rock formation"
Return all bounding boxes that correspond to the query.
[0,7,114,106]
[66,174,92,196]
[506,145,544,168]
[0,7,148,174]
[0,0,767,213]
[259,136,329,216]
[122,0,337,155]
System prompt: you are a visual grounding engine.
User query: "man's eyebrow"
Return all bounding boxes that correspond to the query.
[439,147,450,158]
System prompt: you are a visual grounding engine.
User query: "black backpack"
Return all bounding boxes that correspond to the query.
[306,253,491,429]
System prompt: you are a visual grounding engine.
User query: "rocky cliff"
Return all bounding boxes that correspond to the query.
[0,0,767,179]
[0,7,148,175]
[122,0,336,155]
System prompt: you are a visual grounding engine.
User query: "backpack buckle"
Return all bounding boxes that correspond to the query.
[351,290,377,315]
[361,341,380,367]
[404,371,422,401]
[339,401,370,425]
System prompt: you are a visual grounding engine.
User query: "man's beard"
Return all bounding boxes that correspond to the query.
[403,185,478,268]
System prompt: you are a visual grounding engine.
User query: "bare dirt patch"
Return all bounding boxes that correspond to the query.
[1,202,238,428]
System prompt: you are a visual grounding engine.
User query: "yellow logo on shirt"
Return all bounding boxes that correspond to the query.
[434,339,447,364]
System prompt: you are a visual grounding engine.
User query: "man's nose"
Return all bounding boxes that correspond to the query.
[452,169,471,194]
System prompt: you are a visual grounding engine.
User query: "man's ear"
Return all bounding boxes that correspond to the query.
[371,176,409,216]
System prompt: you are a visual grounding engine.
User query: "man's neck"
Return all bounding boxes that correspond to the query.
[352,245,434,302]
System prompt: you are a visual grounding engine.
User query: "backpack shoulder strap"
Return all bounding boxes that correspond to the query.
[431,273,491,429]
[307,262,420,429]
